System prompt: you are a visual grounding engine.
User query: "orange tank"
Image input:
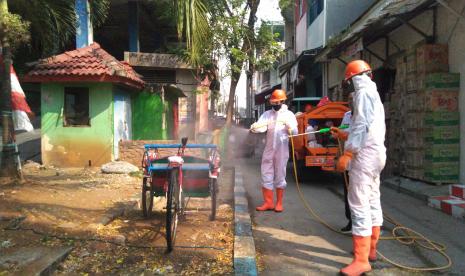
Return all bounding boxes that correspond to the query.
[291,102,350,172]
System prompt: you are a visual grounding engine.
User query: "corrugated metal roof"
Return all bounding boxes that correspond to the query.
[316,0,435,61]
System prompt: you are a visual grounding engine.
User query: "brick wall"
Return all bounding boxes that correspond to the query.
[119,140,204,167]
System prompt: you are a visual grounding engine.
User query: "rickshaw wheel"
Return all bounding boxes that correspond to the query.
[142,177,154,218]
[166,167,181,252]
[209,178,218,221]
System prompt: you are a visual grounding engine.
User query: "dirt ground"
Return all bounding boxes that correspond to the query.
[0,162,234,275]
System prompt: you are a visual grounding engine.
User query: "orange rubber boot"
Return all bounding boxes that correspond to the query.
[369,226,381,262]
[274,188,284,212]
[340,236,372,276]
[256,188,274,211]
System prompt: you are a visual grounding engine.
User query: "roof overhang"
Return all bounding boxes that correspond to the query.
[21,75,144,90]
[164,84,187,98]
[279,48,323,77]
[316,0,436,62]
[254,84,281,106]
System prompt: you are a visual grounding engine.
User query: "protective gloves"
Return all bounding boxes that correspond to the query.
[336,151,353,172]
[330,127,349,141]
[250,122,267,133]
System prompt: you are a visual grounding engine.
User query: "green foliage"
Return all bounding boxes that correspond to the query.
[174,0,210,66]
[6,0,110,56]
[254,22,284,71]
[278,0,292,10]
[0,12,30,50]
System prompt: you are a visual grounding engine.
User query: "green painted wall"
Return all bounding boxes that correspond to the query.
[132,91,171,140]
[41,83,114,167]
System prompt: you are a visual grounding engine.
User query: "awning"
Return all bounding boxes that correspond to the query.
[254,84,281,106]
[316,0,436,62]
[279,48,322,78]
[164,84,187,98]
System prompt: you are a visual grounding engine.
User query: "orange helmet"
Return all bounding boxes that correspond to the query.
[270,89,287,103]
[345,60,372,81]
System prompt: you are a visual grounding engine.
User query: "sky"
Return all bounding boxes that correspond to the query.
[218,0,284,116]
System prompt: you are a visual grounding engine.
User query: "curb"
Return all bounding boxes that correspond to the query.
[234,167,258,276]
[383,178,429,202]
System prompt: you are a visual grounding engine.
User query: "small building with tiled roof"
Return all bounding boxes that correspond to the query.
[24,43,145,167]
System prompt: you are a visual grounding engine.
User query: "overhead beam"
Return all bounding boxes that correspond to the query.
[336,57,347,65]
[364,47,387,64]
[395,16,432,41]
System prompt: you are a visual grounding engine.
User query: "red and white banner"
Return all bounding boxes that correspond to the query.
[11,66,34,132]
[1,55,34,132]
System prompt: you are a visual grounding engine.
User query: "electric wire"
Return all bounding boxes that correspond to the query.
[289,132,452,272]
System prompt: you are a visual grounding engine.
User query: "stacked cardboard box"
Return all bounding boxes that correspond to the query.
[384,56,408,177]
[395,44,460,184]
[423,112,460,183]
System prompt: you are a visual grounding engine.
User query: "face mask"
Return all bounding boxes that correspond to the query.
[272,104,282,111]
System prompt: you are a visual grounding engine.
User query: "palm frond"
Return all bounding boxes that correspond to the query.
[175,0,210,66]
[8,0,109,56]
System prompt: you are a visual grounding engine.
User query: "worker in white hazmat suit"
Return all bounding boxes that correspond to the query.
[250,89,298,212]
[331,60,386,276]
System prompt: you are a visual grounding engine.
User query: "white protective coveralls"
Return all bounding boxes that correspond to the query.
[252,104,298,190]
[345,74,386,237]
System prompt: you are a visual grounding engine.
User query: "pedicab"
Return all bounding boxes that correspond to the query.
[140,137,221,251]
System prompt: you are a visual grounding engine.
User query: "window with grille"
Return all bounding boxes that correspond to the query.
[136,69,176,85]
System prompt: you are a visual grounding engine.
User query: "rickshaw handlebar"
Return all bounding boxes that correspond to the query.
[144,144,217,149]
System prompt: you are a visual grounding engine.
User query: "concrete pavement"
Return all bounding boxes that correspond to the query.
[239,157,465,275]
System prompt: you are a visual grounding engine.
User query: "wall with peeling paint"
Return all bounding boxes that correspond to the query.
[41,83,114,167]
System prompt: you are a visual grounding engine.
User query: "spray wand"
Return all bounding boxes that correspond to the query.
[288,125,349,138]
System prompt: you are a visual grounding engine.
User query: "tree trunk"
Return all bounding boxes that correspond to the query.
[0,44,17,177]
[225,71,241,126]
[0,0,20,178]
[225,0,260,126]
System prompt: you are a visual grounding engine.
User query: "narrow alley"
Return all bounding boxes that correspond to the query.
[239,154,465,275]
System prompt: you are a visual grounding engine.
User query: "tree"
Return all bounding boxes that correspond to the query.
[0,0,109,177]
[175,0,284,126]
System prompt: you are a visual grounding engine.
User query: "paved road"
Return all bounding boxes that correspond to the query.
[240,157,465,275]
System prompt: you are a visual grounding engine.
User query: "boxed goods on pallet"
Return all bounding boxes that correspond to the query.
[406,74,417,92]
[405,93,415,111]
[424,161,459,183]
[404,166,424,180]
[406,129,425,148]
[418,73,460,90]
[424,112,460,126]
[406,49,416,73]
[406,149,424,167]
[423,89,459,112]
[396,58,407,83]
[416,44,449,74]
[424,126,460,144]
[405,112,425,129]
[424,144,460,162]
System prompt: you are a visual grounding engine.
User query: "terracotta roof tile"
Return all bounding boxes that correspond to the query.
[24,43,144,90]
